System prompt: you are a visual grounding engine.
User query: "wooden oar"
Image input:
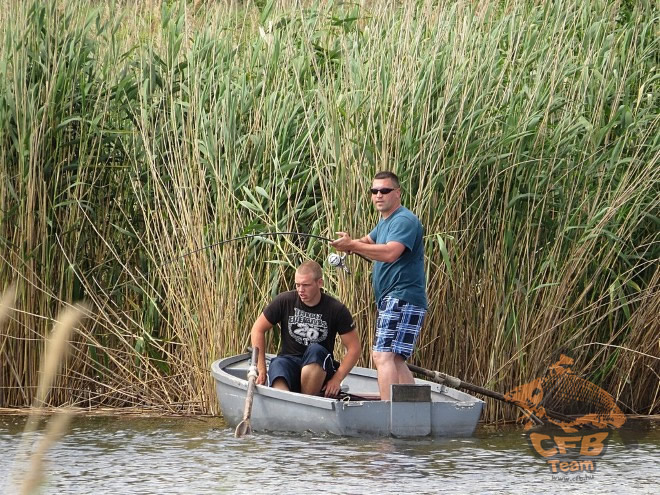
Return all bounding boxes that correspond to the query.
[234,347,259,438]
[407,363,547,426]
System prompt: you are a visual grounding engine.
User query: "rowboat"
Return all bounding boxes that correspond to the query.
[211,352,484,437]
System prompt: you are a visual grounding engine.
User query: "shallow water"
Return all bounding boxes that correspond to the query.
[0,414,658,494]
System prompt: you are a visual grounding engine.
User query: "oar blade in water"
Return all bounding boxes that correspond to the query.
[234,420,252,438]
[234,347,259,438]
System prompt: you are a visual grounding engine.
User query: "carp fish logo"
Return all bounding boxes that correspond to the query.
[504,355,625,476]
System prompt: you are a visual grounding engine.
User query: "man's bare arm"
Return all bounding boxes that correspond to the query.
[331,232,405,263]
[250,313,273,385]
[323,329,361,397]
[335,330,361,383]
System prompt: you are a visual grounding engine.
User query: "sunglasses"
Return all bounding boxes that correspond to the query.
[370,187,397,195]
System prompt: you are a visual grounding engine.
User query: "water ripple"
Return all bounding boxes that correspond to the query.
[0,416,657,494]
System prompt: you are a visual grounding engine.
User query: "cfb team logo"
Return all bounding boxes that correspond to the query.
[504,355,625,478]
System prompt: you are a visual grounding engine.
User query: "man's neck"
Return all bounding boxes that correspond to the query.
[300,292,322,307]
[381,204,402,219]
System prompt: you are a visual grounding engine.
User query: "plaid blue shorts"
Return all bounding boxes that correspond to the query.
[373,296,426,358]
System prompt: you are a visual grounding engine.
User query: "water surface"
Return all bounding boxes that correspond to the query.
[1,415,657,494]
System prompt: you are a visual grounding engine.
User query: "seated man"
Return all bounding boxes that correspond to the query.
[250,260,361,397]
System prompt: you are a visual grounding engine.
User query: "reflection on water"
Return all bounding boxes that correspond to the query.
[0,415,658,494]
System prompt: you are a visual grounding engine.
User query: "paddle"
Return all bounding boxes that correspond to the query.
[234,347,259,438]
[407,363,547,426]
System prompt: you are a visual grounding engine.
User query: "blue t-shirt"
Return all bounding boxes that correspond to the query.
[368,206,427,309]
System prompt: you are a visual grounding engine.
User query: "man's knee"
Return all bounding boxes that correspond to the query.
[271,377,290,391]
[393,353,407,364]
[300,361,327,396]
[268,356,301,392]
[301,362,324,375]
[373,350,395,367]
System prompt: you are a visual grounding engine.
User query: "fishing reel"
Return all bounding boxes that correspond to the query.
[327,253,350,274]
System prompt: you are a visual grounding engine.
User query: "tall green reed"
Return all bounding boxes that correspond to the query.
[0,0,657,420]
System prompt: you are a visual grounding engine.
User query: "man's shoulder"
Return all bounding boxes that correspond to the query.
[393,206,421,224]
[270,290,297,305]
[384,207,422,234]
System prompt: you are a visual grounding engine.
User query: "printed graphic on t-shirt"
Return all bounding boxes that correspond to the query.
[288,307,329,345]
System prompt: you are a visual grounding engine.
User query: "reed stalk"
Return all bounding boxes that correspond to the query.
[4,302,83,494]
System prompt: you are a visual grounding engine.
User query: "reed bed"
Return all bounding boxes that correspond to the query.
[0,0,657,421]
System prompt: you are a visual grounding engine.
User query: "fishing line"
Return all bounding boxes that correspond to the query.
[161,231,369,271]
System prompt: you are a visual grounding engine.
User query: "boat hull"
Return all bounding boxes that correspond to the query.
[211,353,484,437]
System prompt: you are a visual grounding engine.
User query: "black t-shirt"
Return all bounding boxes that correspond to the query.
[263,291,355,358]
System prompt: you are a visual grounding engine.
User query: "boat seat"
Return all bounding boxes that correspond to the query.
[391,384,432,437]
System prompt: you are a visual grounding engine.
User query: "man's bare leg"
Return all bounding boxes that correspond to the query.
[373,351,399,400]
[394,354,415,384]
[271,377,290,391]
[301,363,326,395]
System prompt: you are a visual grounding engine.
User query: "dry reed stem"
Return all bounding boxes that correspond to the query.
[34,305,87,408]
[0,284,16,357]
[0,284,16,324]
[9,304,87,494]
[18,410,72,495]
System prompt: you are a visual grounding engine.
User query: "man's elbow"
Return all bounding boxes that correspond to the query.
[382,251,402,263]
[250,323,268,341]
[382,243,405,263]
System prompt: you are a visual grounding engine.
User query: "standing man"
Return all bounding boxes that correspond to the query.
[251,260,361,397]
[331,171,427,400]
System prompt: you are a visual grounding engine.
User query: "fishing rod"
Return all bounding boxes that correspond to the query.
[161,231,370,273]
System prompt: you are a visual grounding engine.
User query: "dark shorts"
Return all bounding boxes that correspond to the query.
[268,343,337,393]
[373,296,426,359]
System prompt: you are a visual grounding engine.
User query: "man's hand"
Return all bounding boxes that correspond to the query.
[251,313,272,386]
[330,232,354,252]
[256,367,267,386]
[323,375,343,398]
